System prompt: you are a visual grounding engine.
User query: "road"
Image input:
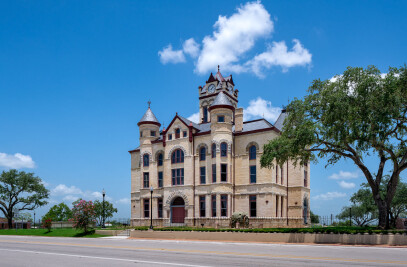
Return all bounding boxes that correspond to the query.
[0,235,406,266]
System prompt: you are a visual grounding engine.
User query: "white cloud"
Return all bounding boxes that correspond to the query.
[195,1,273,74]
[329,171,359,180]
[158,2,312,78]
[117,198,130,204]
[312,191,346,201]
[338,180,356,189]
[243,97,281,122]
[183,38,200,58]
[158,44,186,64]
[0,152,35,169]
[63,195,81,203]
[187,112,200,124]
[52,184,83,196]
[246,39,312,77]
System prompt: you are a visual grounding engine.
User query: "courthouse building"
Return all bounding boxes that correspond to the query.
[129,69,310,228]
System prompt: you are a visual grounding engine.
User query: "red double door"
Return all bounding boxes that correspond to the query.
[171,206,185,223]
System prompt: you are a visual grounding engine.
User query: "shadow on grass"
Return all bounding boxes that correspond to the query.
[73,230,95,237]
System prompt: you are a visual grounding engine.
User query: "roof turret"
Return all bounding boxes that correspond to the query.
[209,91,235,111]
[138,102,161,126]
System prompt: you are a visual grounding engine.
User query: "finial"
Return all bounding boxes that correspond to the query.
[148,100,151,108]
[218,65,220,72]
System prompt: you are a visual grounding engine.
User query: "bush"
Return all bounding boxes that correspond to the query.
[70,200,96,233]
[42,218,52,232]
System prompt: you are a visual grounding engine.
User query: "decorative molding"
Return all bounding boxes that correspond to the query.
[167,145,187,159]
[154,150,164,162]
[140,151,153,162]
[165,191,190,206]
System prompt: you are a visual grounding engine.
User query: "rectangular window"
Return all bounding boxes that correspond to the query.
[221,195,227,217]
[281,197,284,217]
[281,166,284,184]
[211,195,216,217]
[143,172,149,188]
[168,134,172,140]
[175,128,180,139]
[140,131,143,137]
[200,166,206,184]
[172,168,184,185]
[217,115,225,122]
[183,131,187,137]
[276,166,278,184]
[304,170,308,187]
[199,196,206,217]
[276,196,279,217]
[144,198,149,218]
[250,165,256,184]
[150,131,156,137]
[158,198,163,218]
[221,164,227,182]
[212,164,216,183]
[203,107,208,123]
[158,171,163,188]
[249,195,257,217]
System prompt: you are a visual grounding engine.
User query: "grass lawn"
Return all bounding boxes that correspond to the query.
[0,228,109,238]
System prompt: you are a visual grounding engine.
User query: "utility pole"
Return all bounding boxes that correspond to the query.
[102,189,106,229]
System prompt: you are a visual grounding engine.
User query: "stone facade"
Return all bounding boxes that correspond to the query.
[130,70,310,228]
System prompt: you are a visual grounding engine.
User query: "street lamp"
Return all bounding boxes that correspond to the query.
[33,211,36,229]
[149,186,153,230]
[102,189,106,229]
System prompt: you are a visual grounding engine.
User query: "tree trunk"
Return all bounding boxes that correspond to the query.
[377,200,388,229]
[7,217,12,229]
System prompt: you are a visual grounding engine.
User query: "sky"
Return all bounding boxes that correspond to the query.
[0,0,406,220]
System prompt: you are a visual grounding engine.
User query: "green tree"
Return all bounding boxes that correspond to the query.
[13,212,33,222]
[260,66,407,229]
[337,186,378,226]
[379,176,407,228]
[0,169,49,227]
[94,200,117,226]
[310,210,320,224]
[43,203,72,221]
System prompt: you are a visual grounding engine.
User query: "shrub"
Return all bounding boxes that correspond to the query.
[70,200,96,233]
[42,218,52,232]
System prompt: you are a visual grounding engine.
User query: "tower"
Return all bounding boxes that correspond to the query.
[198,66,238,123]
[137,101,160,146]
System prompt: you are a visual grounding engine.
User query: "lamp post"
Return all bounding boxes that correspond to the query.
[149,186,153,230]
[33,211,36,229]
[102,189,106,229]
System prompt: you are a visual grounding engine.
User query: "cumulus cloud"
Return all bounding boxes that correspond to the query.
[187,112,200,124]
[52,184,83,196]
[158,2,312,77]
[196,1,273,74]
[183,38,200,58]
[158,44,186,64]
[329,171,359,180]
[312,192,346,201]
[244,97,281,122]
[247,39,312,77]
[0,152,35,169]
[338,180,356,189]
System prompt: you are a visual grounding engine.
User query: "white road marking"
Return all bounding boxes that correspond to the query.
[0,248,211,267]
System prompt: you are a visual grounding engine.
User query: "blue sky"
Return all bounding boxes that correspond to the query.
[0,0,406,219]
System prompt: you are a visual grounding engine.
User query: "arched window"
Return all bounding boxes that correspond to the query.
[200,147,206,161]
[158,153,163,166]
[220,142,227,157]
[143,154,149,167]
[249,145,256,160]
[171,149,184,164]
[211,144,216,158]
[303,198,308,224]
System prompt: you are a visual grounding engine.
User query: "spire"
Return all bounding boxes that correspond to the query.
[138,102,161,127]
[209,91,234,111]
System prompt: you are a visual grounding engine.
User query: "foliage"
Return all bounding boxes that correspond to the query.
[230,212,249,228]
[13,212,33,222]
[260,66,407,229]
[380,177,407,228]
[0,169,49,228]
[43,203,72,221]
[93,200,118,226]
[310,210,319,224]
[42,218,52,231]
[70,199,96,233]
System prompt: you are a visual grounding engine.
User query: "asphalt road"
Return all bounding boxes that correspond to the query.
[0,235,406,266]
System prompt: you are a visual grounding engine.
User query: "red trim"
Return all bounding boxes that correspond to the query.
[166,115,198,133]
[163,133,166,147]
[194,131,210,136]
[199,91,238,103]
[188,124,193,142]
[151,138,163,144]
[137,121,161,127]
[128,148,140,153]
[208,104,235,112]
[234,127,280,136]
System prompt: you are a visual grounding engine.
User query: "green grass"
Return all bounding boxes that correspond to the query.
[133,226,406,235]
[0,228,109,238]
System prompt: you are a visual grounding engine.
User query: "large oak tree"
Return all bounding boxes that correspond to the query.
[261,66,407,229]
[0,169,49,227]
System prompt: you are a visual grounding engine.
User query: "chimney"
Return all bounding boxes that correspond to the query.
[235,108,243,132]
